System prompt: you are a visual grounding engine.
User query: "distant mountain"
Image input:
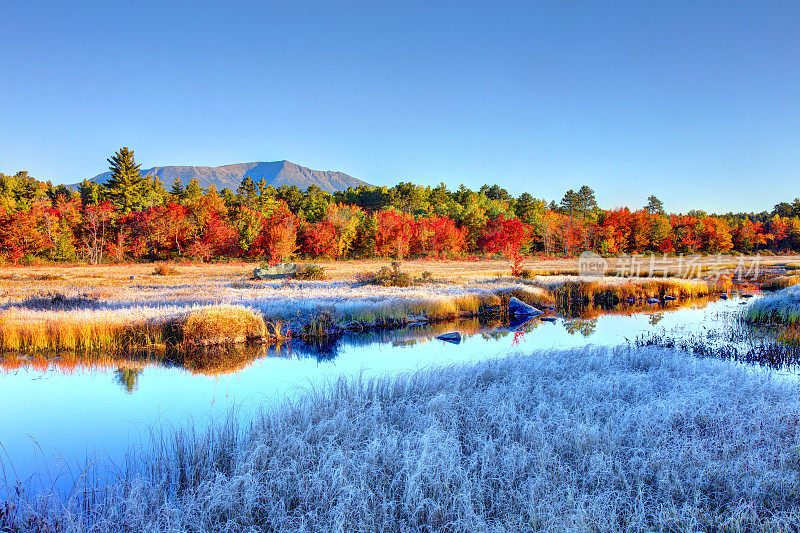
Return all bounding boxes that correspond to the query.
[81,160,371,193]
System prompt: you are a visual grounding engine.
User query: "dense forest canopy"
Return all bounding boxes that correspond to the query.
[1,148,799,265]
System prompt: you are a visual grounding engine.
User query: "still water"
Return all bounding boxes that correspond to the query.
[0,296,776,491]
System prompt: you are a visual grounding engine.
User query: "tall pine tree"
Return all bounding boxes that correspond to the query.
[169,175,185,201]
[106,147,148,213]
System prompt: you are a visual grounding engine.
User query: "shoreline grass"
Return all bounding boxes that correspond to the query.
[0,275,727,354]
[746,286,800,324]
[0,304,274,354]
[762,275,800,291]
[5,345,800,531]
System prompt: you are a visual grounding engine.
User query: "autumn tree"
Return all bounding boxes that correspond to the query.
[80,202,115,264]
[478,216,529,274]
[375,210,414,259]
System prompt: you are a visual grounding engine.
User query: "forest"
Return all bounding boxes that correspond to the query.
[1,147,799,265]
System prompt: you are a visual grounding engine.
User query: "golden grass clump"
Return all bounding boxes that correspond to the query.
[708,275,733,294]
[638,278,710,298]
[180,305,266,346]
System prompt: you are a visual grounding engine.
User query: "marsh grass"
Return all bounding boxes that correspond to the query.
[0,304,271,354]
[178,305,266,346]
[6,345,800,532]
[549,278,711,316]
[746,286,800,325]
[762,275,800,291]
[293,264,326,280]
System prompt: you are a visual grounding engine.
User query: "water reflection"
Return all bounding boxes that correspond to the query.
[115,366,142,394]
[0,296,740,382]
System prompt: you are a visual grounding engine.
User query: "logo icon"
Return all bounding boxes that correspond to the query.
[578,250,607,280]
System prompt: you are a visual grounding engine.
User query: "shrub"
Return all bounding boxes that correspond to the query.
[294,264,326,280]
[356,262,415,287]
[518,268,535,279]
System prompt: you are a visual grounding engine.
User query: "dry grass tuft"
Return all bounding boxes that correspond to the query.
[180,305,266,346]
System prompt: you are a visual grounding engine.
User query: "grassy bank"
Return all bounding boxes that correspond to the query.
[0,304,272,353]
[5,345,800,532]
[746,286,800,324]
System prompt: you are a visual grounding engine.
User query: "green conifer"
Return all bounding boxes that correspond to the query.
[106,147,147,213]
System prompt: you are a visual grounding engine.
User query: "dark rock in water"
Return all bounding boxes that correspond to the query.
[540,316,557,322]
[436,332,462,344]
[406,315,428,327]
[720,294,729,300]
[254,263,297,280]
[509,297,542,317]
[741,293,754,298]
[664,295,677,301]
[647,297,660,305]
[509,316,534,330]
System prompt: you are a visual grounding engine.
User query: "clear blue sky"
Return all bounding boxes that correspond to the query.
[1,0,798,213]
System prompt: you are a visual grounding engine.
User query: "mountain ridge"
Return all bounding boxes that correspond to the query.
[82,160,371,193]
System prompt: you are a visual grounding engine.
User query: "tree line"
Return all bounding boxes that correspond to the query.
[1,147,799,265]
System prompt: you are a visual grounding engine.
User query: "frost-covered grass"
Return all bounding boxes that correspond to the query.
[6,345,800,532]
[746,286,800,325]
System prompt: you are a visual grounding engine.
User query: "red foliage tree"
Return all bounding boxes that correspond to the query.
[478,215,529,273]
[79,202,115,264]
[0,202,50,262]
[412,215,465,258]
[298,220,338,258]
[201,215,238,257]
[253,201,298,262]
[375,210,414,259]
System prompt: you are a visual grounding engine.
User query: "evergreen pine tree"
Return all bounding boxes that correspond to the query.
[169,176,185,200]
[185,179,203,202]
[576,185,598,222]
[560,189,580,215]
[236,176,257,207]
[645,195,665,214]
[79,179,103,205]
[106,147,147,213]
